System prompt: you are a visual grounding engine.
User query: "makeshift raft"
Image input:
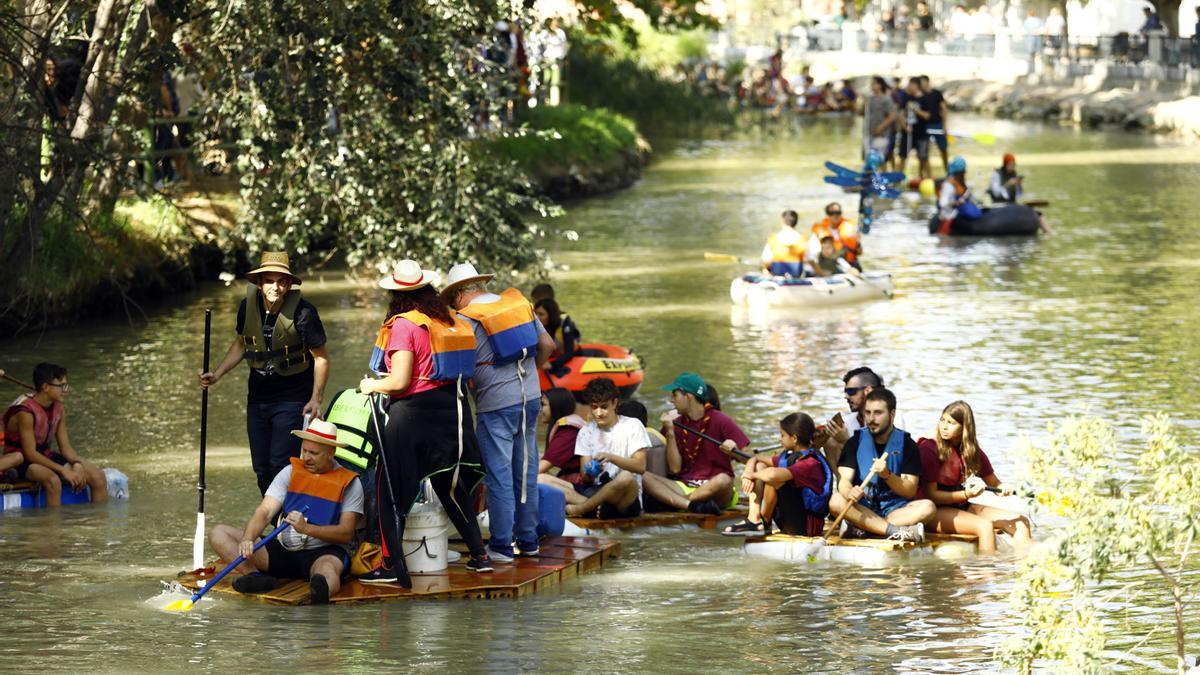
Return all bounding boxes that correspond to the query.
[0,480,91,512]
[564,509,746,534]
[177,536,620,605]
[743,532,981,566]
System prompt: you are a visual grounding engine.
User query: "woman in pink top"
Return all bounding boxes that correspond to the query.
[359,260,491,583]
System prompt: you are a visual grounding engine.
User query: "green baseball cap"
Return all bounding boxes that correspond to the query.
[661,372,707,402]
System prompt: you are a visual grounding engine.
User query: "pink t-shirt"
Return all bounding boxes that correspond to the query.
[385,318,450,398]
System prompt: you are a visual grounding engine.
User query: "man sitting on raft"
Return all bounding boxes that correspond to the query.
[829,388,933,542]
[760,209,806,277]
[822,367,907,468]
[723,412,833,537]
[542,378,648,519]
[645,372,751,516]
[208,419,364,605]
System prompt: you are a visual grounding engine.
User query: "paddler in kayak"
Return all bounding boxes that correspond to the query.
[828,388,933,542]
[722,412,833,537]
[760,209,805,277]
[645,372,751,515]
[2,363,107,506]
[917,400,1032,553]
[208,418,364,604]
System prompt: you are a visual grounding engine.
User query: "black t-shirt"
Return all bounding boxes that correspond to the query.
[920,90,945,126]
[838,428,922,485]
[236,296,327,403]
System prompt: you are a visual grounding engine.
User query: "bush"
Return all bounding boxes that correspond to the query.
[488,105,639,174]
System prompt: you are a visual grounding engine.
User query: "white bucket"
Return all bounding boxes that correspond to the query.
[403,509,450,573]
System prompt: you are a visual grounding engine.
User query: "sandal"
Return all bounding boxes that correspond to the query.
[721,519,766,537]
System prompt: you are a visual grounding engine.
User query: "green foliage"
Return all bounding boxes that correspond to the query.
[999,416,1200,673]
[487,104,639,174]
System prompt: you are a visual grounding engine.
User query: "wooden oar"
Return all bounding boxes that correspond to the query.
[704,252,754,265]
[1023,199,1049,208]
[2,373,34,390]
[673,421,754,461]
[822,452,886,540]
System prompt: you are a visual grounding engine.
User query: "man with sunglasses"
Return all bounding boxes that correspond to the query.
[809,203,863,271]
[2,363,108,506]
[821,366,907,468]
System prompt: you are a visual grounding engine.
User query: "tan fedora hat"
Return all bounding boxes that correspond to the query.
[379,259,434,291]
[439,262,495,300]
[291,418,350,448]
[246,251,302,286]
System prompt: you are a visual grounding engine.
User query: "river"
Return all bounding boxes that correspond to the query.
[1,114,1197,671]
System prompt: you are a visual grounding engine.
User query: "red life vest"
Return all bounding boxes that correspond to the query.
[3,395,63,456]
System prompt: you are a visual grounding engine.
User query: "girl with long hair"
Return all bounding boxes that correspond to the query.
[917,401,1032,553]
[537,387,586,483]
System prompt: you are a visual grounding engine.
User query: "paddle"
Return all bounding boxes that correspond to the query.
[672,420,754,461]
[704,252,755,265]
[165,508,305,611]
[1023,199,1050,208]
[2,373,34,390]
[192,309,212,573]
[822,452,886,540]
[926,129,997,146]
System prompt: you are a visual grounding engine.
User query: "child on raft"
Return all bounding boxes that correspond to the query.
[722,412,832,537]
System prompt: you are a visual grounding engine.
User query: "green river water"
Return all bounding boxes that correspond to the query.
[2,115,1198,672]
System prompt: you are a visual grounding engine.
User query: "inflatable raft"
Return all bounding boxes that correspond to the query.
[928,203,1040,236]
[744,532,986,566]
[538,343,644,400]
[730,272,894,308]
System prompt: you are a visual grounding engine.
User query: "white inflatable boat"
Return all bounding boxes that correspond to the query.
[729,273,894,308]
[743,532,990,566]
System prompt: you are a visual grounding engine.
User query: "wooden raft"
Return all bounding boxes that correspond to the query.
[568,508,746,531]
[177,535,620,606]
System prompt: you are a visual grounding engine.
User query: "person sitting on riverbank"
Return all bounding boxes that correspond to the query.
[809,203,862,271]
[828,388,933,542]
[208,419,363,604]
[936,156,981,235]
[987,153,1023,203]
[761,209,806,277]
[2,363,107,506]
[543,378,648,519]
[644,372,750,516]
[535,297,581,377]
[918,401,1032,553]
[538,387,586,484]
[199,252,331,496]
[723,412,833,537]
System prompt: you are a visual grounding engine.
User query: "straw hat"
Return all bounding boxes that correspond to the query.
[291,419,350,448]
[246,251,302,286]
[378,259,433,291]
[440,262,495,299]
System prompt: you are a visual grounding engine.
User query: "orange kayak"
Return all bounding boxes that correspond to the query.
[538,343,644,400]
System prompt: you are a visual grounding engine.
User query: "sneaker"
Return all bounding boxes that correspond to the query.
[687,498,722,516]
[232,573,278,594]
[514,545,540,558]
[308,575,330,605]
[466,555,494,573]
[486,547,514,563]
[886,522,926,544]
[359,566,399,584]
[840,523,869,539]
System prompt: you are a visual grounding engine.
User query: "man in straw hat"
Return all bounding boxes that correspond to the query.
[443,262,555,562]
[199,252,331,495]
[208,418,364,605]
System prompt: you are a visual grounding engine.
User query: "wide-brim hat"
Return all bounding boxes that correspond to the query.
[246,251,302,286]
[379,259,433,291]
[291,419,350,449]
[440,262,495,300]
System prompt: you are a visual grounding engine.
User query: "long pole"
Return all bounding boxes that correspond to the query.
[193,309,211,571]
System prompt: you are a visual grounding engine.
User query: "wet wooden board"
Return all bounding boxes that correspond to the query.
[568,508,747,531]
[177,535,621,606]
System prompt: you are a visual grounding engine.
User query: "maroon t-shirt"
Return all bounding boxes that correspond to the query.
[666,409,750,482]
[916,437,994,502]
[544,421,582,479]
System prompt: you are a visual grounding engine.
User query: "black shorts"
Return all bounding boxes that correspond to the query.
[265,538,347,580]
[16,452,67,480]
[772,485,819,536]
[573,482,642,519]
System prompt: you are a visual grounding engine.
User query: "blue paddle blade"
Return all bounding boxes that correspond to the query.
[824,161,863,180]
[879,188,902,199]
[824,175,864,188]
[877,171,906,184]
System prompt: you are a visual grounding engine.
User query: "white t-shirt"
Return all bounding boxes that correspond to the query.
[575,416,651,499]
[844,409,910,438]
[265,462,364,552]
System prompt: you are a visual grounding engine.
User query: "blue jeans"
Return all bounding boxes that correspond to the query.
[246,401,304,495]
[477,400,541,556]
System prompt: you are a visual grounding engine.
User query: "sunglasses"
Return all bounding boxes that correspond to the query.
[827,211,842,216]
[844,387,864,396]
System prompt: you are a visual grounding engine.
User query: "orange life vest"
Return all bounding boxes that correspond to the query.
[369,310,477,381]
[458,288,541,365]
[812,217,861,262]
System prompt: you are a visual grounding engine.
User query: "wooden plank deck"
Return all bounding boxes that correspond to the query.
[568,508,746,531]
[177,535,621,606]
